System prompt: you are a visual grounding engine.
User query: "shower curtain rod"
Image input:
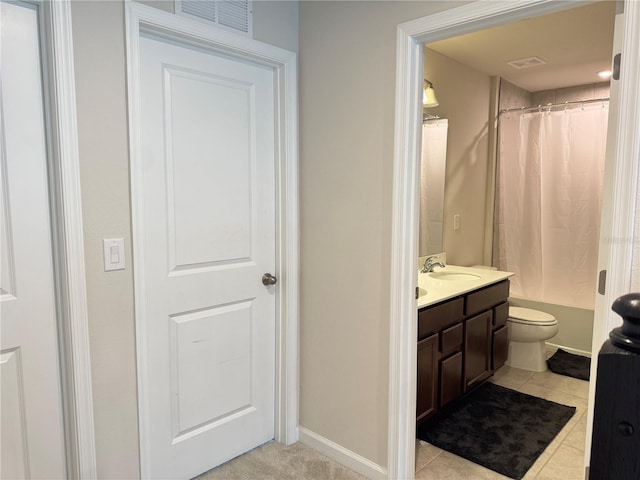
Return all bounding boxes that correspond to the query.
[499,97,609,115]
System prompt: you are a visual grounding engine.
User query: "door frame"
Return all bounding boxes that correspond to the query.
[19,0,97,477]
[388,1,640,478]
[124,3,299,475]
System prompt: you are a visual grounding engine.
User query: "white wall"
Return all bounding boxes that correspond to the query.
[72,3,138,477]
[298,1,470,468]
[70,1,297,477]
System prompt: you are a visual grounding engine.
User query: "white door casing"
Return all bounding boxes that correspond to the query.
[585,10,626,460]
[125,4,299,479]
[389,1,640,479]
[0,2,66,477]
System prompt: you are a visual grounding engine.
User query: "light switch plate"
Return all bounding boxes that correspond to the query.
[103,238,125,271]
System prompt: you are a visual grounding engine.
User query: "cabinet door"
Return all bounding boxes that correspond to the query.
[464,311,492,392]
[417,333,438,423]
[492,325,508,371]
[440,351,462,407]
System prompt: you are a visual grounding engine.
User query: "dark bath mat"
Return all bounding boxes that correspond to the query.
[547,348,591,381]
[417,382,576,479]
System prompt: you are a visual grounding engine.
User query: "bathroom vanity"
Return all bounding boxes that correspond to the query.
[416,265,513,424]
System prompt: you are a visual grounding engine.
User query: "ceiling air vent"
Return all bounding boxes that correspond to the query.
[507,56,547,69]
[176,0,253,37]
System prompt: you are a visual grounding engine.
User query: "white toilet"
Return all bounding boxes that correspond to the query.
[506,306,559,372]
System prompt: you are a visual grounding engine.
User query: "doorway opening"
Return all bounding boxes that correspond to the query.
[389,1,640,479]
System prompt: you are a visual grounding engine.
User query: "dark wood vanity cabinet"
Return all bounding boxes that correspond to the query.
[417,280,509,424]
[463,310,492,391]
[492,302,509,370]
[416,334,438,423]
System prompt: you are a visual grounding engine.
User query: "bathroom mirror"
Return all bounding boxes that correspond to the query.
[418,117,448,256]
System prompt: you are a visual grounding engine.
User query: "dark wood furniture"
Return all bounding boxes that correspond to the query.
[589,293,640,479]
[417,280,509,424]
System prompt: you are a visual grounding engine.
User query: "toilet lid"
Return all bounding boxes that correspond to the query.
[509,306,557,325]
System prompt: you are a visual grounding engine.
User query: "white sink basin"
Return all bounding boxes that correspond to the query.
[429,271,482,282]
[416,263,514,309]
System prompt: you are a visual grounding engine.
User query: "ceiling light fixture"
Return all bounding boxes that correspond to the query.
[423,80,439,108]
[598,70,612,79]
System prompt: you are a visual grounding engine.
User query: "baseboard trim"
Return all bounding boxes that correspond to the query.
[546,342,592,358]
[298,427,387,480]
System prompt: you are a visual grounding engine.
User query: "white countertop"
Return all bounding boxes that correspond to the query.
[417,264,514,309]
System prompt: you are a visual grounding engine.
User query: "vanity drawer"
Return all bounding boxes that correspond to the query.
[418,297,464,340]
[465,280,510,317]
[493,302,509,328]
[441,323,463,357]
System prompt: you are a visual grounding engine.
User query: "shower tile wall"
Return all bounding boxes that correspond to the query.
[531,82,610,106]
[499,79,610,110]
[499,79,532,110]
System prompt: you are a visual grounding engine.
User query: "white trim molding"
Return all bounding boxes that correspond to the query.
[585,0,640,461]
[124,3,299,476]
[599,0,640,338]
[389,1,640,479]
[299,428,387,480]
[41,1,97,477]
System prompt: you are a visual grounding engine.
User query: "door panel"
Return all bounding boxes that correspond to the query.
[167,68,254,268]
[1,350,28,479]
[170,301,253,437]
[440,351,462,407]
[464,311,492,392]
[0,1,66,478]
[138,32,276,479]
[416,333,438,423]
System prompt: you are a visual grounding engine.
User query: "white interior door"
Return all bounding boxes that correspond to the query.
[585,10,625,460]
[0,1,67,478]
[136,32,277,479]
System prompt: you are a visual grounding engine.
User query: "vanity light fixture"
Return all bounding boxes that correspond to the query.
[423,79,439,108]
[598,70,612,79]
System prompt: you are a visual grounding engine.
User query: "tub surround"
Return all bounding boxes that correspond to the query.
[509,297,594,356]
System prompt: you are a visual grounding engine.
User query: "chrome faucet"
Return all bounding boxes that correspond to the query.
[421,256,445,273]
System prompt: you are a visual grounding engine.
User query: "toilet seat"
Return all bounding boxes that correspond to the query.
[508,306,557,326]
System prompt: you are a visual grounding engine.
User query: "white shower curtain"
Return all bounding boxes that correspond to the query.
[494,103,608,310]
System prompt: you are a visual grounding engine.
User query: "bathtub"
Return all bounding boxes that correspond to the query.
[508,296,594,357]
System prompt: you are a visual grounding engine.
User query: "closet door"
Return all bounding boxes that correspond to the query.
[1,2,66,477]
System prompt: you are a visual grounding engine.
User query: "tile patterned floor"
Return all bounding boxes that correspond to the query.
[195,360,590,479]
[416,363,590,480]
